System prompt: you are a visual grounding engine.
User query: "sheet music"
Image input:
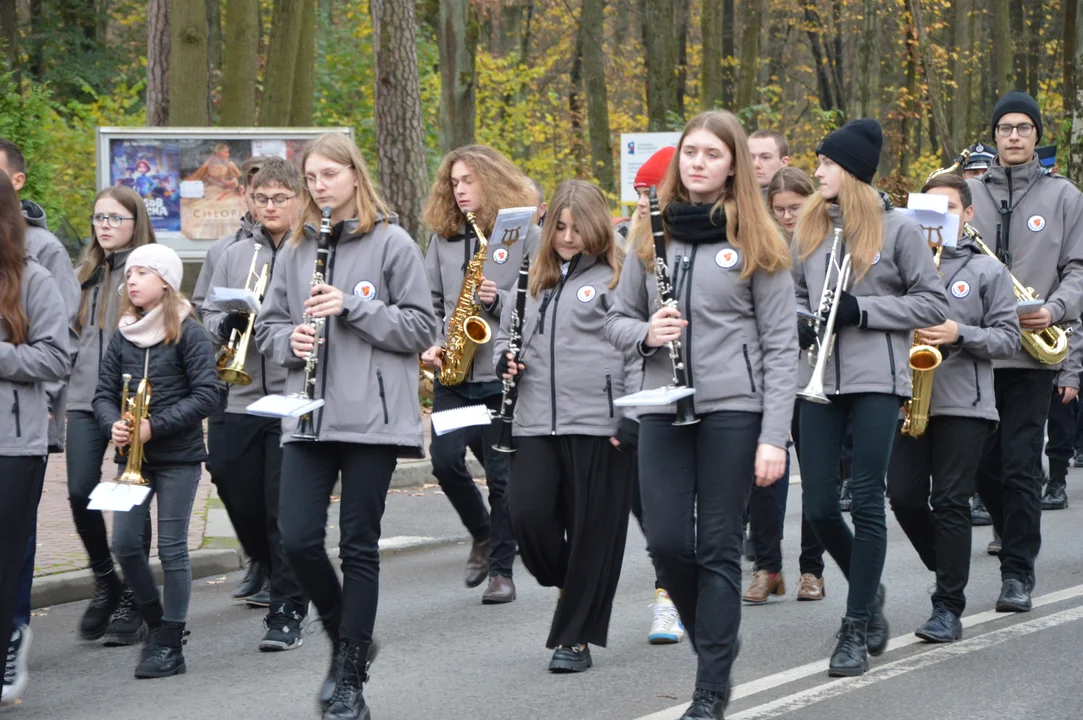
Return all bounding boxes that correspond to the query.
[614,387,696,408]
[246,395,325,418]
[88,482,152,512]
[430,404,493,436]
[207,287,261,313]
[898,193,959,248]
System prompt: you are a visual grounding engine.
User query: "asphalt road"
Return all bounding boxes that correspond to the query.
[6,472,1083,720]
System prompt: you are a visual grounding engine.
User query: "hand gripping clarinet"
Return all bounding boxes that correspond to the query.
[492,257,530,453]
[293,206,333,440]
[650,187,699,426]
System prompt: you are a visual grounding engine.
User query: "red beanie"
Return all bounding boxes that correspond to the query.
[633,146,676,190]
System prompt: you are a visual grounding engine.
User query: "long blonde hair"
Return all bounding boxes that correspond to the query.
[530,180,624,297]
[635,111,790,279]
[117,284,192,345]
[296,134,391,243]
[795,170,884,281]
[422,145,535,238]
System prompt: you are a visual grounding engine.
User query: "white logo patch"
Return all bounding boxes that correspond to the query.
[492,247,509,264]
[353,281,376,300]
[872,251,882,265]
[577,285,597,303]
[1028,215,1046,232]
[951,280,971,299]
[715,248,739,269]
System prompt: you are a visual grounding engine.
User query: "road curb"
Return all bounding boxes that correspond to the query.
[31,548,243,610]
[378,534,472,559]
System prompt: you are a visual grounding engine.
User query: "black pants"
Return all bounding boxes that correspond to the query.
[1045,383,1082,464]
[629,461,662,590]
[215,413,305,610]
[976,368,1056,584]
[0,456,46,654]
[66,410,150,575]
[800,393,897,621]
[279,442,397,643]
[429,382,514,577]
[888,416,993,615]
[639,411,759,694]
[508,435,633,649]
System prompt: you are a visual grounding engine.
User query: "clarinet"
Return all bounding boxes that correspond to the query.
[492,257,530,453]
[293,206,333,440]
[650,187,698,426]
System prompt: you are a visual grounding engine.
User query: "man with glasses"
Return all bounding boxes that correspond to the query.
[968,91,1083,612]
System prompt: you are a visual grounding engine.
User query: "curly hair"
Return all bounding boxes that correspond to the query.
[422,145,535,238]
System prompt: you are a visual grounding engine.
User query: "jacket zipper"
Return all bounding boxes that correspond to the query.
[682,246,698,402]
[605,373,614,418]
[833,333,841,395]
[973,362,981,406]
[314,242,338,438]
[90,287,100,326]
[260,242,281,398]
[885,334,897,389]
[742,344,757,393]
[548,274,569,434]
[376,369,389,423]
[12,389,21,437]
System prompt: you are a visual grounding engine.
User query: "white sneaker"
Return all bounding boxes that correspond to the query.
[2,624,31,707]
[648,589,684,644]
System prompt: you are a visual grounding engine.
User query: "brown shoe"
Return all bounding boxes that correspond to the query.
[796,573,825,601]
[743,570,785,604]
[464,539,491,588]
[481,575,516,604]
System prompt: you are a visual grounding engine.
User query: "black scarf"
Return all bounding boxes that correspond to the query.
[663,202,727,244]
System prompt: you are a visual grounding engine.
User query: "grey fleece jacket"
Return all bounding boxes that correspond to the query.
[255,219,438,456]
[193,213,259,317]
[424,224,541,384]
[203,229,291,414]
[23,200,80,451]
[605,229,798,450]
[793,203,950,399]
[967,155,1083,371]
[927,235,1021,420]
[0,259,73,457]
[492,254,637,437]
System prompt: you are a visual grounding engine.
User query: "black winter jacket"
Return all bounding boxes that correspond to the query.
[92,317,220,467]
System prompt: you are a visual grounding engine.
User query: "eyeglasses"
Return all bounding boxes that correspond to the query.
[304,167,352,186]
[995,123,1036,139]
[251,193,296,207]
[90,213,135,228]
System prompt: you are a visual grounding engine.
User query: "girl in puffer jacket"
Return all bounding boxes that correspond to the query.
[91,244,219,680]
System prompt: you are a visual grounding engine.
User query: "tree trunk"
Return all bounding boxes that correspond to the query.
[722,0,734,106]
[207,0,222,79]
[147,0,171,126]
[805,6,836,111]
[908,0,954,161]
[1067,0,1078,128]
[436,0,477,151]
[701,0,722,110]
[372,0,430,242]
[951,0,972,152]
[735,0,762,111]
[900,22,917,179]
[219,0,259,126]
[643,0,676,130]
[170,0,209,126]
[992,0,1012,98]
[829,0,845,117]
[290,0,316,126]
[582,0,614,193]
[857,0,878,118]
[1010,0,1025,92]
[260,0,304,125]
[674,0,689,118]
[0,0,16,78]
[1026,2,1042,99]
[1070,0,1083,183]
[569,21,587,175]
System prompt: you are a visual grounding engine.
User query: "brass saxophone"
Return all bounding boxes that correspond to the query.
[901,244,945,438]
[438,211,493,386]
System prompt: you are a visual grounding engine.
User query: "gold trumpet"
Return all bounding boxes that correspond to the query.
[115,371,151,486]
[217,244,270,385]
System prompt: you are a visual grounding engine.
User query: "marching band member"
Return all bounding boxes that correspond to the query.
[496,179,637,673]
[421,145,539,604]
[793,119,948,676]
[92,244,220,679]
[255,133,437,720]
[606,110,796,720]
[887,173,1020,642]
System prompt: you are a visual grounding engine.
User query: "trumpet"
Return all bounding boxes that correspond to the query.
[216,244,270,385]
[798,228,852,404]
[115,370,151,486]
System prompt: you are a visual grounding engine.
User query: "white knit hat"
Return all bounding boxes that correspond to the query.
[125,244,183,292]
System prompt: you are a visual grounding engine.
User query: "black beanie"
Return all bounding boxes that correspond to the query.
[991,91,1043,143]
[815,119,883,185]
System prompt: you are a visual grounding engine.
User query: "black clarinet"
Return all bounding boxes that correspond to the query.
[293,206,333,440]
[650,187,698,426]
[492,257,530,452]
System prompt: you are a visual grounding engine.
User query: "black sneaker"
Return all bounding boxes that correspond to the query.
[259,605,304,652]
[915,604,962,643]
[2,625,31,706]
[548,644,592,673]
[681,688,729,719]
[245,579,272,608]
[79,572,122,641]
[104,587,147,646]
[135,622,187,679]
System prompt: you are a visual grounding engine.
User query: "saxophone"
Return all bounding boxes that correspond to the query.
[438,211,493,386]
[901,245,945,438]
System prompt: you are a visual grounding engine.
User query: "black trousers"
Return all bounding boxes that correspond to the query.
[1045,383,1082,464]
[279,441,397,643]
[0,456,46,654]
[639,411,760,694]
[508,435,634,649]
[629,460,662,590]
[976,368,1056,584]
[789,402,827,577]
[214,413,305,610]
[887,416,993,615]
[800,394,898,621]
[429,382,514,577]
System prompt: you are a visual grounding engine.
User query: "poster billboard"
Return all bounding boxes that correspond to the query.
[619,132,682,205]
[97,127,352,261]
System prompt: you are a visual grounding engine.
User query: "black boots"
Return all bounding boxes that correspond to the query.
[865,585,889,656]
[324,639,373,720]
[970,494,993,526]
[319,606,343,711]
[134,600,186,679]
[232,559,267,599]
[839,458,853,512]
[104,587,146,646]
[681,688,729,719]
[79,570,122,640]
[1042,460,1069,510]
[996,578,1033,613]
[829,617,869,677]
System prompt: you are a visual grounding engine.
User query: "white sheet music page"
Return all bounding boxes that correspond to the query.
[246,395,325,418]
[207,287,261,313]
[88,482,152,512]
[614,387,696,408]
[431,404,493,436]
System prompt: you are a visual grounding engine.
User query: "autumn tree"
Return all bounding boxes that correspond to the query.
[169,0,208,126]
[219,0,259,126]
[147,0,170,126]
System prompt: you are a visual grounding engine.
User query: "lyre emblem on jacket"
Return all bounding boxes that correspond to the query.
[500,227,520,247]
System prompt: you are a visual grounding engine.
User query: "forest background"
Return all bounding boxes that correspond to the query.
[1,0,1081,246]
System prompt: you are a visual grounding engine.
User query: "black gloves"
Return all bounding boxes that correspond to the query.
[496,353,521,379]
[614,417,640,452]
[835,291,861,327]
[798,319,818,350]
[219,311,250,341]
